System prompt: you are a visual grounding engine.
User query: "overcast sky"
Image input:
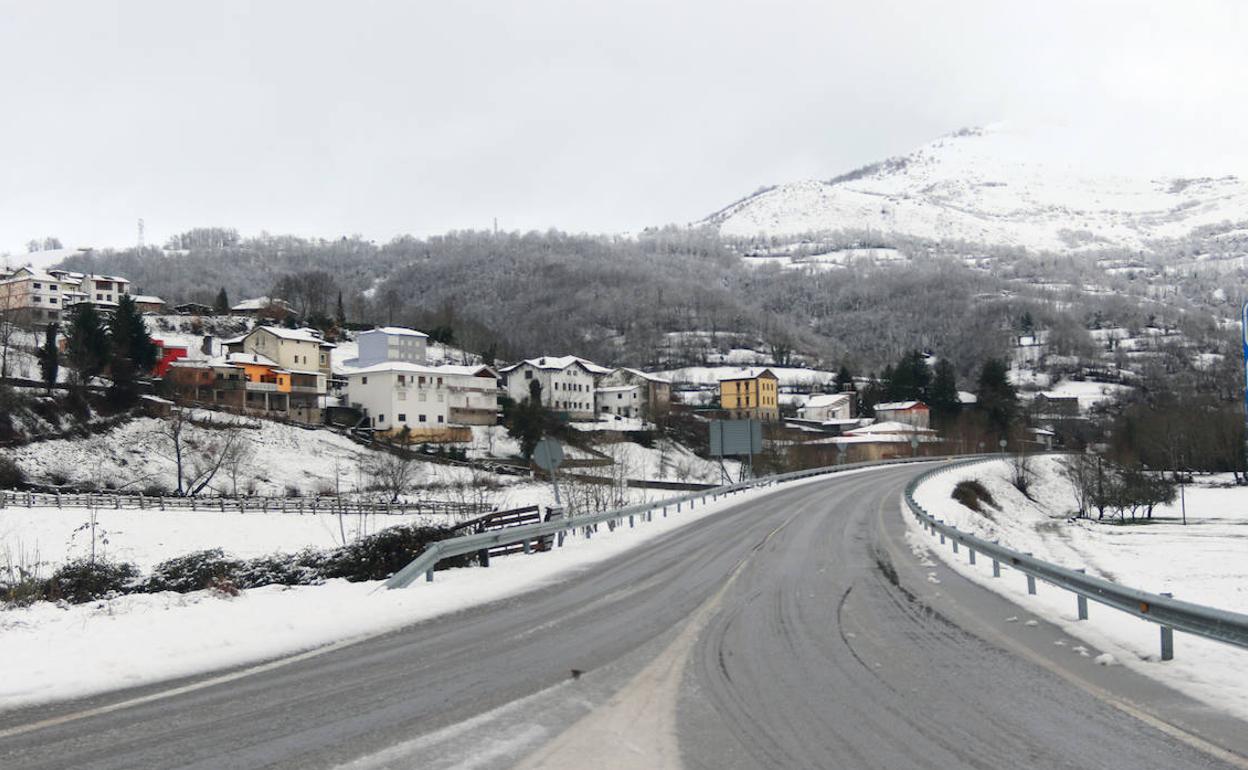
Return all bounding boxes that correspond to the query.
[2,0,1247,253]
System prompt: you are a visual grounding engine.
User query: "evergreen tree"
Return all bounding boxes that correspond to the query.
[928,359,960,426]
[886,350,931,402]
[108,295,159,406]
[833,364,853,393]
[64,304,109,386]
[37,323,59,394]
[976,358,1018,438]
[508,379,549,459]
[335,290,346,325]
[214,287,230,314]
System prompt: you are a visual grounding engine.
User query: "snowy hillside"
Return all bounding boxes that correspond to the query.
[705,123,1248,253]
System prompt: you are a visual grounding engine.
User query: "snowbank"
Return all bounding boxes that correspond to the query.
[909,456,1248,720]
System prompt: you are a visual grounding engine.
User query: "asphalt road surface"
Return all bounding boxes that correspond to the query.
[2,464,1245,769]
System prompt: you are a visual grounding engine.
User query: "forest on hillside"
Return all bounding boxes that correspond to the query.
[44,225,1242,375]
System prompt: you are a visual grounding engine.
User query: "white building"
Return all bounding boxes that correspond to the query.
[345,362,500,433]
[498,356,605,420]
[873,401,931,429]
[0,267,134,324]
[797,393,853,422]
[356,326,428,366]
[596,383,644,417]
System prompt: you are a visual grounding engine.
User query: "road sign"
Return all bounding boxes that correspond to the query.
[709,420,763,457]
[532,438,564,471]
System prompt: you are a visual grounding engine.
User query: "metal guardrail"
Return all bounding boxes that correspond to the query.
[385,453,962,589]
[904,457,1248,659]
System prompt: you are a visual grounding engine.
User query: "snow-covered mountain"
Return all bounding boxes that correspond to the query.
[704,123,1248,253]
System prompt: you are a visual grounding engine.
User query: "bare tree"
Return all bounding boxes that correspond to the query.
[367,449,421,503]
[152,411,249,496]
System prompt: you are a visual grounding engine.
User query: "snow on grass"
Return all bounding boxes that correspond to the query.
[7,413,526,499]
[654,365,835,389]
[0,467,881,710]
[909,456,1248,720]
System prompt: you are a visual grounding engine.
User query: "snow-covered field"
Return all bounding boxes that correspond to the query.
[910,456,1248,720]
[656,365,835,389]
[0,469,870,710]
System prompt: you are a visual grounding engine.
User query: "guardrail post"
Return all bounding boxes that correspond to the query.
[951,532,959,554]
[938,521,945,545]
[992,540,1001,577]
[523,539,532,554]
[1075,569,1088,620]
[480,548,490,567]
[968,547,976,565]
[425,568,434,583]
[1026,574,1037,594]
[1160,592,1174,661]
[629,514,634,528]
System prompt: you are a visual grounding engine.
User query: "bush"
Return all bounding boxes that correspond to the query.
[952,480,997,517]
[322,524,458,581]
[0,455,25,488]
[234,550,326,588]
[46,559,141,603]
[145,549,244,593]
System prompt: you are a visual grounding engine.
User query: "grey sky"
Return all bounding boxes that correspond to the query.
[2,0,1246,253]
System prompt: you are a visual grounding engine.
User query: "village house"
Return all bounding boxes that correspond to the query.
[872,401,931,428]
[344,362,500,440]
[718,368,780,422]
[498,356,606,420]
[595,368,672,419]
[1033,392,1082,418]
[230,297,295,318]
[223,325,334,380]
[166,349,326,423]
[0,267,134,325]
[151,338,190,377]
[356,326,428,366]
[131,295,167,314]
[797,392,854,422]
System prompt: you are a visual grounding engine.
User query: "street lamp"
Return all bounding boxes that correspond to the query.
[999,438,1008,455]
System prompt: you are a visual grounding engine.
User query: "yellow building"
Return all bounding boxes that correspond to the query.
[718,368,780,422]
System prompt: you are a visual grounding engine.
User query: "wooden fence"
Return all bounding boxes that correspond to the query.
[0,489,489,517]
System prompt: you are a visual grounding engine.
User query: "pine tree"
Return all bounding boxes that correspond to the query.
[37,323,59,394]
[107,295,159,406]
[834,365,853,393]
[65,304,109,386]
[335,290,346,325]
[928,359,960,427]
[214,287,230,314]
[976,358,1018,438]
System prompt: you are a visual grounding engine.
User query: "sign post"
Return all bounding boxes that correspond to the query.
[532,438,564,505]
[709,419,763,482]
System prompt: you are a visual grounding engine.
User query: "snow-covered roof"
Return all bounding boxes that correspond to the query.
[1037,391,1080,401]
[225,352,279,368]
[846,421,936,436]
[874,401,927,411]
[597,384,640,393]
[499,355,609,375]
[346,361,497,378]
[957,391,978,404]
[802,393,851,409]
[231,296,291,312]
[249,326,336,347]
[618,367,672,384]
[361,326,429,339]
[716,368,778,382]
[131,295,165,304]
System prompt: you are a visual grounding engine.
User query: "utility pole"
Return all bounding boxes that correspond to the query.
[1240,299,1248,480]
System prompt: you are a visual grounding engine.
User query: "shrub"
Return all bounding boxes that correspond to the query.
[322,524,458,581]
[284,484,301,498]
[952,480,998,517]
[234,551,326,588]
[146,549,244,593]
[0,456,25,488]
[46,559,141,603]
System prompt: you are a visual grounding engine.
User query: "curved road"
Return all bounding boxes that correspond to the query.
[1,464,1244,769]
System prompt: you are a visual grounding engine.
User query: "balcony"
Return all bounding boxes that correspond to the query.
[246,382,279,393]
[290,385,322,394]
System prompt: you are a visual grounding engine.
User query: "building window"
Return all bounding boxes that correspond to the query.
[361,377,368,384]
[419,414,427,422]
[398,375,406,385]
[398,413,406,422]
[378,414,385,422]
[437,415,444,423]
[525,370,533,380]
